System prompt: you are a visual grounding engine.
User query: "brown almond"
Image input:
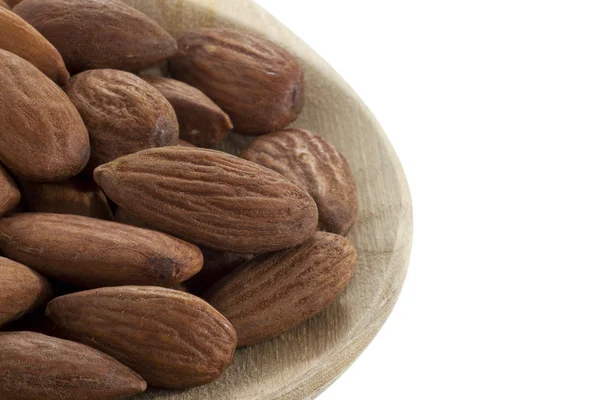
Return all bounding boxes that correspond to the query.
[0,1,9,9]
[178,138,197,147]
[95,147,318,254]
[0,213,203,288]
[205,232,356,346]
[114,206,154,229]
[0,164,20,216]
[66,69,179,169]
[0,257,51,327]
[0,8,68,84]
[169,29,304,135]
[0,331,147,400]
[141,75,233,147]
[20,176,113,220]
[0,49,90,181]
[5,0,21,6]
[46,286,237,389]
[241,129,359,235]
[13,0,176,73]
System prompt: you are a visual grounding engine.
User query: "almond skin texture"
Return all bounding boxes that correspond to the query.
[169,29,305,135]
[95,147,318,253]
[141,75,233,147]
[205,232,357,346]
[0,1,9,9]
[0,49,90,181]
[0,257,52,327]
[185,249,253,296]
[0,165,20,216]
[0,213,204,288]
[13,0,176,73]
[241,129,359,235]
[20,176,113,220]
[46,286,238,389]
[66,69,179,170]
[0,331,147,400]
[0,8,68,84]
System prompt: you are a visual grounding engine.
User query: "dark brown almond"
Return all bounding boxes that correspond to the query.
[46,286,237,389]
[241,129,359,235]
[0,213,203,288]
[178,138,197,147]
[20,176,113,220]
[185,249,253,295]
[0,165,20,216]
[94,147,318,254]
[66,69,179,170]
[0,8,68,84]
[13,0,176,73]
[0,257,51,327]
[0,49,90,181]
[169,29,304,135]
[205,232,356,346]
[5,0,20,6]
[141,75,232,147]
[0,331,147,400]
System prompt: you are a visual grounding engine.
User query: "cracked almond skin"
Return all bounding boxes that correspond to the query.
[0,49,90,181]
[13,0,176,74]
[20,176,113,220]
[0,165,20,216]
[0,257,52,327]
[0,213,204,288]
[241,129,359,236]
[0,8,68,84]
[0,331,147,400]
[205,232,357,346]
[46,286,238,389]
[141,75,233,147]
[94,147,319,254]
[169,29,304,135]
[66,69,179,170]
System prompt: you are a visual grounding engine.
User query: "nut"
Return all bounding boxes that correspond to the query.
[0,165,20,216]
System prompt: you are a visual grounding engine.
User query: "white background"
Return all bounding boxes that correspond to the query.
[255,1,600,399]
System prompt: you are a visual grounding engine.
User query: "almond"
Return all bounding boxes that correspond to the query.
[205,232,356,346]
[66,69,179,170]
[141,75,233,147]
[0,165,20,216]
[0,1,9,9]
[0,49,90,181]
[178,138,197,147]
[241,129,359,235]
[13,0,176,73]
[0,213,203,288]
[169,29,304,135]
[0,257,51,327]
[0,331,147,400]
[46,286,238,389]
[20,176,113,220]
[0,7,68,84]
[95,147,319,254]
[185,249,253,295]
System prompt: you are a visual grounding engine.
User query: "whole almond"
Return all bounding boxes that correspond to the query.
[0,49,90,181]
[178,138,197,147]
[46,286,238,389]
[205,232,356,346]
[0,8,68,84]
[0,1,9,9]
[141,75,233,147]
[169,29,304,135]
[13,0,176,73]
[0,165,20,216]
[0,331,147,400]
[0,257,51,327]
[95,147,318,254]
[241,129,359,235]
[0,213,204,288]
[20,176,113,220]
[66,69,179,169]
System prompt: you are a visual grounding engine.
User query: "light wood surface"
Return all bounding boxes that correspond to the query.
[122,0,413,398]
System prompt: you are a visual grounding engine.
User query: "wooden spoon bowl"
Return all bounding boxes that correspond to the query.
[123,0,413,398]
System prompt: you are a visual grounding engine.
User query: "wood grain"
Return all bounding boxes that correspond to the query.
[121,0,413,398]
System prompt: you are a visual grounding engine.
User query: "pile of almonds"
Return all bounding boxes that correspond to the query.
[0,0,359,398]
